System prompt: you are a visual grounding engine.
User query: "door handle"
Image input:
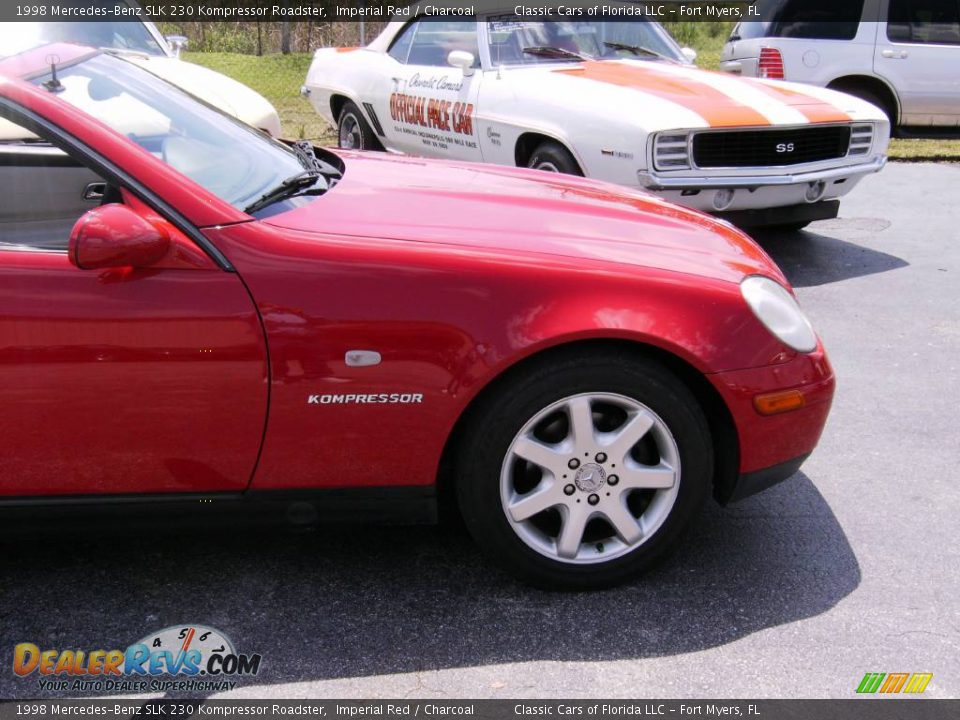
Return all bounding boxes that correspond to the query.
[82,182,107,202]
[881,49,909,59]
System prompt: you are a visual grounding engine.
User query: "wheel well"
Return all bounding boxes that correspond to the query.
[330,94,350,122]
[827,75,899,126]
[435,339,741,523]
[514,132,581,172]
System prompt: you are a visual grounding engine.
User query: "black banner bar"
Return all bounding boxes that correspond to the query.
[0,700,956,720]
[0,1,896,24]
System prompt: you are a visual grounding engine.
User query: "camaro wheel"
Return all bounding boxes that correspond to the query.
[337,101,381,151]
[457,352,711,589]
[527,140,582,176]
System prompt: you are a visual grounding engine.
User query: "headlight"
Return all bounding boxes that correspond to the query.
[740,276,818,353]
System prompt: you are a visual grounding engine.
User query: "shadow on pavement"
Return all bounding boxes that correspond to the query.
[0,471,858,697]
[749,216,908,288]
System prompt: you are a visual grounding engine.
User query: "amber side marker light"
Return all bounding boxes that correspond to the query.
[754,389,806,415]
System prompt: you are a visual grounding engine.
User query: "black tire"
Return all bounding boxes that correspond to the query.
[526,140,582,176]
[337,101,382,151]
[456,349,712,590]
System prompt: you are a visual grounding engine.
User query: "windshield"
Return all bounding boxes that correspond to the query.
[33,53,305,210]
[486,18,685,65]
[0,18,166,58]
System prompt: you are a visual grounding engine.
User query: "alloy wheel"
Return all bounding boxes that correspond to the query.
[500,392,681,564]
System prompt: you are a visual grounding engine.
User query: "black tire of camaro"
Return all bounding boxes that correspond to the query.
[526,140,583,176]
[337,101,383,151]
[456,350,713,590]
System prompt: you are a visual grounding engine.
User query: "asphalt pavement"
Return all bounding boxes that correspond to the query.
[1,162,958,700]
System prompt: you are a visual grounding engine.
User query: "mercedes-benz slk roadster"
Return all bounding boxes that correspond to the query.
[304,5,890,229]
[1,43,834,588]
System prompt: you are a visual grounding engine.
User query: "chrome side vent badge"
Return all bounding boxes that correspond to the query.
[345,350,382,367]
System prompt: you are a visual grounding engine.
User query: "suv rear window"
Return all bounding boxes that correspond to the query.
[888,0,960,44]
[729,22,773,40]
[742,0,866,40]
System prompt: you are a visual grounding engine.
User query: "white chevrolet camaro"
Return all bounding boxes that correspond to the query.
[303,9,891,229]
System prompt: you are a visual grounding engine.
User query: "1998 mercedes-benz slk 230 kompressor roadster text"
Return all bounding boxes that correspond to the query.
[303,5,890,229]
[0,43,834,588]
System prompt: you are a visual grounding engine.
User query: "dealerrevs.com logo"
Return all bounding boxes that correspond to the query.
[13,625,262,693]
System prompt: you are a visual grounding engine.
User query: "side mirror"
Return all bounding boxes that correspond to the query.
[447,50,476,77]
[166,35,189,58]
[681,47,698,63]
[69,204,170,270]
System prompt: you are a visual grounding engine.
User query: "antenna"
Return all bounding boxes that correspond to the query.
[42,53,64,93]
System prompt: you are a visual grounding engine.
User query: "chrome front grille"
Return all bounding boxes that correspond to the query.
[654,124,875,172]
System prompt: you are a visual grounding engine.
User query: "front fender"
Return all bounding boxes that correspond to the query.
[205,220,786,493]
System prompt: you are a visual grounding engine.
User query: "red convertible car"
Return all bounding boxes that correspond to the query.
[0,44,834,588]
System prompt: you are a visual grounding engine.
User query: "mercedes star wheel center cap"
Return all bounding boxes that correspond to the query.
[574,462,606,493]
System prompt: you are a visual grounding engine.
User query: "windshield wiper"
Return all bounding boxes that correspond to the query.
[522,46,590,61]
[292,139,342,179]
[101,47,153,60]
[243,170,326,215]
[603,41,675,62]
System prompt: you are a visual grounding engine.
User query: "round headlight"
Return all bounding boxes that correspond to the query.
[740,276,818,353]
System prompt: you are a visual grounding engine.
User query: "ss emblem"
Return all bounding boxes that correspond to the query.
[776,142,795,153]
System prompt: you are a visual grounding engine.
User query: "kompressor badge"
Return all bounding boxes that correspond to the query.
[308,393,424,405]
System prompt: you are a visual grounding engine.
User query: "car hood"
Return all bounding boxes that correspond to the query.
[535,59,875,128]
[122,56,282,136]
[264,152,785,286]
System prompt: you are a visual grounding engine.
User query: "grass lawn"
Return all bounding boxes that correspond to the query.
[186,48,959,161]
[184,51,334,142]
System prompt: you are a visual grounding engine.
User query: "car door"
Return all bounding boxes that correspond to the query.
[877,0,960,126]
[372,19,484,161]
[0,122,268,498]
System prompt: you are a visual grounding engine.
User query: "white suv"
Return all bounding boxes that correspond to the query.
[720,0,960,136]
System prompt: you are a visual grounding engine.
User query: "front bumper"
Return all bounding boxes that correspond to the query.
[709,348,835,504]
[638,156,887,213]
[728,454,810,504]
[639,155,886,191]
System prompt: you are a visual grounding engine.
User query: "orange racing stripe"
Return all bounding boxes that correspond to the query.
[554,61,771,128]
[749,80,852,124]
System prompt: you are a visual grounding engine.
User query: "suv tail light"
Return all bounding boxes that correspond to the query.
[758,47,785,80]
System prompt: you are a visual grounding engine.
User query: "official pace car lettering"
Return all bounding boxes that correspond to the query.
[389,92,475,136]
[307,393,424,405]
